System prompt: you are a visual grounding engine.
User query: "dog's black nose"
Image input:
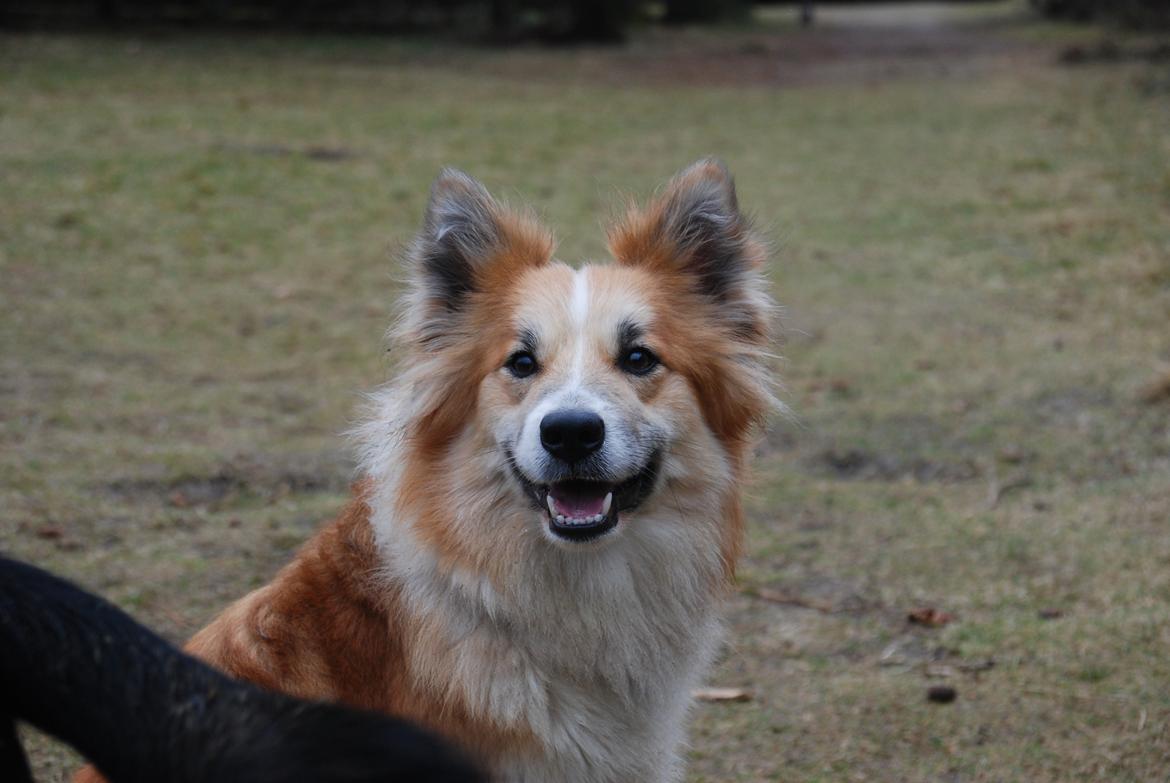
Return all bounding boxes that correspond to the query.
[540,410,605,463]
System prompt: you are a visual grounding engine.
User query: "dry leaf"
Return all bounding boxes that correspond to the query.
[1139,370,1170,405]
[34,524,64,540]
[908,607,955,628]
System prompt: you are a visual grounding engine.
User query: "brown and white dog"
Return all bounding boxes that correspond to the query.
[78,159,774,783]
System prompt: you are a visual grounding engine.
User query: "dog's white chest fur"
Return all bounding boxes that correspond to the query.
[370,482,726,783]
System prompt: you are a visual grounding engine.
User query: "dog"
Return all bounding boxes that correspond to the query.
[77,158,774,783]
[0,556,482,783]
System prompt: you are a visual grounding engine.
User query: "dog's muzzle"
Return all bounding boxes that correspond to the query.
[506,449,662,543]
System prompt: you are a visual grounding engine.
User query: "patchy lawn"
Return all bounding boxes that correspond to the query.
[3,3,1169,781]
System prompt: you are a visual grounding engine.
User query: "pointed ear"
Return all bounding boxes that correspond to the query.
[608,158,769,341]
[406,169,554,348]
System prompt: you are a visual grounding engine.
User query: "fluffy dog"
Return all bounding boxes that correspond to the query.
[78,158,774,782]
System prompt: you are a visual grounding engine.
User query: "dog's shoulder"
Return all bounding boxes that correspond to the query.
[186,484,403,706]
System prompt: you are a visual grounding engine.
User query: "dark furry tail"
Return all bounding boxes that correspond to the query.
[0,555,483,783]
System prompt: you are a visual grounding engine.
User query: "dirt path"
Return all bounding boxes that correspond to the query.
[460,2,1043,88]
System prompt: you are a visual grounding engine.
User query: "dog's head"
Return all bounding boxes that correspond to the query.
[388,160,773,571]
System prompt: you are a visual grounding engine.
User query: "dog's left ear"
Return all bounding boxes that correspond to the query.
[407,169,554,348]
[608,158,769,342]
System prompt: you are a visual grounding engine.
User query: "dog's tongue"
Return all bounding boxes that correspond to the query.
[550,484,607,518]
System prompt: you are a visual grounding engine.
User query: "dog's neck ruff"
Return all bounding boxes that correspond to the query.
[356,390,731,782]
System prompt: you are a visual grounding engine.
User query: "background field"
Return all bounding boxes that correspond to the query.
[3,2,1170,780]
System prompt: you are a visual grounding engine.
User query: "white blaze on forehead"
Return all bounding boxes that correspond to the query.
[568,268,590,387]
[571,267,590,324]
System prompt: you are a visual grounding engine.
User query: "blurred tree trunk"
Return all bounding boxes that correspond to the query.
[1031,0,1170,26]
[800,2,814,28]
[97,0,120,23]
[490,0,518,39]
[664,0,746,24]
[564,0,628,42]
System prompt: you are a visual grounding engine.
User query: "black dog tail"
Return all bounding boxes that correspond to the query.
[0,555,483,783]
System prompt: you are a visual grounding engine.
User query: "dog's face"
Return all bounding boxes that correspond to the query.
[490,263,682,544]
[394,160,772,559]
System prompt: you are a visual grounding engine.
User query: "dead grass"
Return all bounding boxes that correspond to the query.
[3,3,1169,781]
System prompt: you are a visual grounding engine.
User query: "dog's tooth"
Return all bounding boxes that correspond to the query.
[556,514,565,523]
[546,496,557,516]
[601,492,613,516]
[594,514,603,523]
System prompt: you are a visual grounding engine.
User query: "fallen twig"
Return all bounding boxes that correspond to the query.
[985,460,1033,510]
[745,586,837,614]
[693,687,752,703]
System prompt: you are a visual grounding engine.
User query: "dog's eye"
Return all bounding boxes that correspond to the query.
[506,351,538,378]
[619,347,659,376]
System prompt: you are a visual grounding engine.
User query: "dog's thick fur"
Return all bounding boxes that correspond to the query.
[0,556,481,783]
[76,159,773,783]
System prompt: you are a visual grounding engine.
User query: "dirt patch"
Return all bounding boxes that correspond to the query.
[877,634,953,667]
[748,573,877,615]
[810,447,980,482]
[821,418,977,483]
[105,451,353,509]
[1059,40,1170,65]
[1027,386,1115,423]
[764,411,981,483]
[212,142,361,162]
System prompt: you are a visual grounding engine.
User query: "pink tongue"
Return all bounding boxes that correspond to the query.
[551,491,606,518]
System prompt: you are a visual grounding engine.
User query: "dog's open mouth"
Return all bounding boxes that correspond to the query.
[507,450,662,543]
[544,480,618,541]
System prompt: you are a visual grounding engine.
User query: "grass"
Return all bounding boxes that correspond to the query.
[3,3,1169,780]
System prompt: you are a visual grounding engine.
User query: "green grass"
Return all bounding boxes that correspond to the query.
[3,3,1170,781]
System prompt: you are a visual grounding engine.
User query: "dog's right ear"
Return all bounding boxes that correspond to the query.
[406,169,554,349]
